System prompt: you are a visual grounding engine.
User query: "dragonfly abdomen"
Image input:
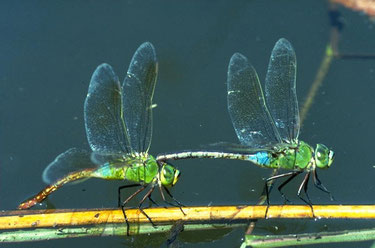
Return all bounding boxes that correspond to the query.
[18,169,95,210]
[245,152,277,168]
[158,151,257,161]
[158,151,279,169]
[91,163,126,180]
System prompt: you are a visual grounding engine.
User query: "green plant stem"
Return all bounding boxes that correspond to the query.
[300,44,334,125]
[0,222,246,242]
[241,227,375,248]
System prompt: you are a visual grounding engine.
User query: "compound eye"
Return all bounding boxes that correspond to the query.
[315,144,332,169]
[161,165,176,186]
[163,166,173,179]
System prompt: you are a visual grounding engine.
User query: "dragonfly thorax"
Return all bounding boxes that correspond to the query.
[122,154,180,187]
[270,141,313,170]
[93,153,180,187]
[271,141,334,171]
[123,154,159,184]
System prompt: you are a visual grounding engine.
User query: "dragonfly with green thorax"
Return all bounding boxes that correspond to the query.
[18,42,182,229]
[157,38,334,213]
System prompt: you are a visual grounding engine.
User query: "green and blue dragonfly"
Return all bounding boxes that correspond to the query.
[157,38,334,211]
[18,42,181,229]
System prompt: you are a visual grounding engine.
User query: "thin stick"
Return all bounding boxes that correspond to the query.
[300,45,334,124]
[4,205,375,230]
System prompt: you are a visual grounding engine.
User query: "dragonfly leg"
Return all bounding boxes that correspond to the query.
[148,195,159,206]
[163,186,186,215]
[277,172,300,204]
[157,185,183,211]
[121,185,147,236]
[156,161,185,214]
[158,183,167,202]
[163,186,185,207]
[297,172,315,218]
[138,185,156,227]
[157,185,182,211]
[265,171,301,218]
[313,170,334,201]
[118,184,141,207]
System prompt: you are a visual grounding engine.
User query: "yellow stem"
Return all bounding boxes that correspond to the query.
[3,205,375,230]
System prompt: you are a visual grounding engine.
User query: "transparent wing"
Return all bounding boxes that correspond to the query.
[227,53,282,148]
[42,148,97,184]
[84,63,131,155]
[122,42,158,153]
[265,38,299,142]
[90,152,125,167]
[204,142,274,154]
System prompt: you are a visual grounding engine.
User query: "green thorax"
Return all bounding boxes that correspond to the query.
[270,141,313,170]
[91,153,159,184]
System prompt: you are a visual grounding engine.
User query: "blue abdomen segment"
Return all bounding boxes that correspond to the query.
[246,152,271,167]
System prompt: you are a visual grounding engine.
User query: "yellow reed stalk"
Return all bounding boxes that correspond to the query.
[1,205,374,230]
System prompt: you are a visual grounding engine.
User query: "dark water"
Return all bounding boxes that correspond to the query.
[1,1,374,247]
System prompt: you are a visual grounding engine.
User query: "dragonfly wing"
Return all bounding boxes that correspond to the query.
[90,152,125,167]
[42,148,97,184]
[227,52,282,148]
[265,38,299,142]
[204,142,274,154]
[85,64,131,155]
[122,42,158,153]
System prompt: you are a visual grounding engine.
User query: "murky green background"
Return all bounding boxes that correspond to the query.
[1,1,374,247]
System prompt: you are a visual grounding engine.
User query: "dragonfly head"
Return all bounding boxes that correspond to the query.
[160,163,180,187]
[314,144,335,169]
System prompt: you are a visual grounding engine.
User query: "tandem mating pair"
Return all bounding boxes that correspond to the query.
[18,38,335,226]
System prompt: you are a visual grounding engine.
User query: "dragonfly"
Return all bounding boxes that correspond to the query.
[157,38,334,214]
[18,42,182,231]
